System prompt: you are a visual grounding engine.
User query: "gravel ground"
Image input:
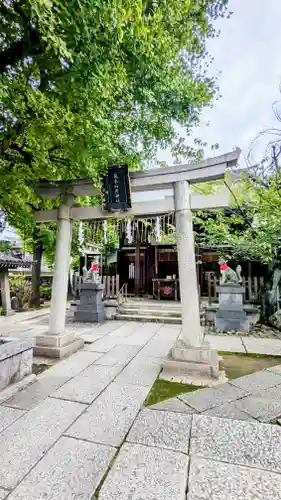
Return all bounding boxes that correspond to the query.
[205,323,281,340]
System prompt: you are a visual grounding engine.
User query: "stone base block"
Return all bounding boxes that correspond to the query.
[0,338,33,391]
[161,340,227,387]
[34,336,84,359]
[171,340,219,365]
[35,332,75,348]
[104,299,118,320]
[159,365,227,387]
[74,310,105,323]
[216,308,249,332]
[74,281,105,323]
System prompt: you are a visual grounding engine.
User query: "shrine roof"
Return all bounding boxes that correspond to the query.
[0,252,34,269]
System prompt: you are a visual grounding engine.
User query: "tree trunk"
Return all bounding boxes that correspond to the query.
[261,264,281,322]
[30,242,43,308]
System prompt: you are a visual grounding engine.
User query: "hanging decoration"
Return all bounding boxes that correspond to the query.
[155,216,161,243]
[84,213,176,249]
[78,222,84,252]
[103,220,108,245]
[126,219,133,244]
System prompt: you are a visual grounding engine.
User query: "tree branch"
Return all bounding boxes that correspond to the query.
[223,179,253,228]
[0,122,26,154]
[8,143,33,163]
[49,155,70,165]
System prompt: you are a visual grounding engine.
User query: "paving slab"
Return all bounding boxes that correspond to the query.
[85,336,118,352]
[267,364,281,374]
[127,408,192,453]
[3,377,70,410]
[114,355,162,387]
[203,402,253,421]
[66,326,108,337]
[149,397,196,414]
[258,383,281,399]
[178,383,248,412]
[155,325,181,340]
[80,333,104,344]
[0,406,25,433]
[8,436,115,500]
[108,322,142,338]
[0,397,85,490]
[205,334,246,353]
[140,339,175,358]
[39,350,103,379]
[99,443,189,500]
[117,322,162,346]
[95,344,141,366]
[94,321,125,334]
[67,382,149,447]
[234,393,281,422]
[0,374,36,405]
[229,369,281,394]
[243,337,281,355]
[140,326,180,358]
[52,364,122,404]
[0,490,7,500]
[67,321,124,336]
[188,457,281,500]
[4,351,102,410]
[191,414,281,474]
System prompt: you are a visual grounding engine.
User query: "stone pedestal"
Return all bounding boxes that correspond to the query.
[161,339,226,386]
[34,333,83,359]
[74,282,105,323]
[216,283,249,332]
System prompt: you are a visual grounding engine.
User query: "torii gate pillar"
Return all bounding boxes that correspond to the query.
[160,180,225,385]
[174,181,202,346]
[35,195,84,358]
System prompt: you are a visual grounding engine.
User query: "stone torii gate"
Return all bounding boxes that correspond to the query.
[34,149,240,383]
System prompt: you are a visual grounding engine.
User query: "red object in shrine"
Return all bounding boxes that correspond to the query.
[163,286,172,296]
[220,263,228,271]
[91,264,99,272]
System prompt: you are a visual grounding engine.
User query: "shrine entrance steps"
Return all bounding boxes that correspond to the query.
[115,298,182,324]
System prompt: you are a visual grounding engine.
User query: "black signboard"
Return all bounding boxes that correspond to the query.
[102,164,132,211]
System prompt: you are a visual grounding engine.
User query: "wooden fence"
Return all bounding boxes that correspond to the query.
[206,274,264,304]
[72,273,120,299]
[102,275,120,299]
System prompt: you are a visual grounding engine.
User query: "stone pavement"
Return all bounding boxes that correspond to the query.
[1,316,281,498]
[2,307,281,355]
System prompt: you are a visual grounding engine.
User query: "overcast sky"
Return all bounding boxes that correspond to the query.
[157,0,281,166]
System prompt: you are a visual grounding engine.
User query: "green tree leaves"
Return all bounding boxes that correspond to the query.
[1,0,230,263]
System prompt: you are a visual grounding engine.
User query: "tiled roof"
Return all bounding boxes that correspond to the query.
[0,252,33,268]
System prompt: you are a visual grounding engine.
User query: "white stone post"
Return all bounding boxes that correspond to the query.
[0,269,14,316]
[49,203,73,334]
[161,180,223,385]
[35,195,84,358]
[174,180,202,347]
